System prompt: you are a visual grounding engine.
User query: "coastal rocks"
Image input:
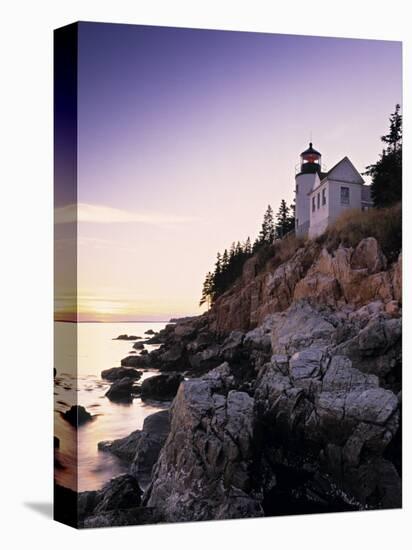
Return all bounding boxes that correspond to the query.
[253,301,401,508]
[98,429,143,463]
[98,411,170,487]
[101,366,142,381]
[144,329,156,335]
[146,373,263,522]
[156,343,188,371]
[120,355,146,367]
[113,334,139,340]
[83,507,160,528]
[140,373,184,401]
[105,377,140,402]
[78,475,146,527]
[130,411,171,485]
[269,301,339,355]
[132,341,145,350]
[62,405,93,427]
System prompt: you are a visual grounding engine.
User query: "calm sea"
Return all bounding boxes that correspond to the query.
[54,321,168,492]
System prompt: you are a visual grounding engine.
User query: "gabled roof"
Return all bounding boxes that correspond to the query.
[321,156,365,185]
[307,156,364,196]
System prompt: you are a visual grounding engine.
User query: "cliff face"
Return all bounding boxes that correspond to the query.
[208,237,401,334]
[82,234,402,525]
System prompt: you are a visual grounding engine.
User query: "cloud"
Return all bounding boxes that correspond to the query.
[55,203,197,225]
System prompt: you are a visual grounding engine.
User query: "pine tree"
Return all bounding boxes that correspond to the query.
[244,236,252,255]
[199,271,213,307]
[275,200,289,239]
[364,104,402,208]
[258,205,275,245]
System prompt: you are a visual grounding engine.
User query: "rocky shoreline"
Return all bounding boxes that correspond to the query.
[57,237,401,527]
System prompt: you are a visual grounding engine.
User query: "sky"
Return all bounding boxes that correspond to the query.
[55,22,402,322]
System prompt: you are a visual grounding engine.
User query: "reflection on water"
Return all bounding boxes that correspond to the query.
[54,322,168,492]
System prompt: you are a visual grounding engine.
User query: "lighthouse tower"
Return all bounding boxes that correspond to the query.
[295,142,322,237]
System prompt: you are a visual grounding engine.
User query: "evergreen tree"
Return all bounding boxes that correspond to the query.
[244,236,252,255]
[275,200,290,239]
[257,205,275,245]
[199,271,213,308]
[364,104,402,208]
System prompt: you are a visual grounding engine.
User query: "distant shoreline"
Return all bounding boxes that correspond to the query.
[54,320,171,324]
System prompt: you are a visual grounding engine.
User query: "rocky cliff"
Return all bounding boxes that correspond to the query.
[80,235,402,526]
[208,237,401,334]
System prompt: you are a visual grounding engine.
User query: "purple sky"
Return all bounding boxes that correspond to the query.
[60,22,402,321]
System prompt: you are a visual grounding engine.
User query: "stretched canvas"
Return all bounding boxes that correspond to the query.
[54,22,402,528]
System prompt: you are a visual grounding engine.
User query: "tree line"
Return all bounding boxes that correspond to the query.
[364,104,402,208]
[199,200,295,307]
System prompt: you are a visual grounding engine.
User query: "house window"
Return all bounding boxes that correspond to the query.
[322,188,326,205]
[341,186,350,205]
[317,193,320,209]
[312,197,315,212]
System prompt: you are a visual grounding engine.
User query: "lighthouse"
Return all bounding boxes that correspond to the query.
[293,141,373,238]
[295,142,322,237]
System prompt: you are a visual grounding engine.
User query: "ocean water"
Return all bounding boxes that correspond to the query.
[54,321,168,492]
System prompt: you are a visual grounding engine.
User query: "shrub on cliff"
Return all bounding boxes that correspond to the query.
[318,203,401,262]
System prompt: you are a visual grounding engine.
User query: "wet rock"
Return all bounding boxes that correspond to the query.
[130,411,171,485]
[120,355,147,367]
[140,373,184,401]
[105,378,140,402]
[98,430,143,462]
[132,341,145,350]
[98,410,171,487]
[62,405,93,427]
[101,366,142,381]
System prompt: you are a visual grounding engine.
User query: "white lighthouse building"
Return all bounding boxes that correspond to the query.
[294,143,373,238]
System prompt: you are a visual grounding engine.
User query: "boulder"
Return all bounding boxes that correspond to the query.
[62,405,93,427]
[144,329,156,335]
[101,366,142,381]
[98,429,142,462]
[78,475,144,526]
[132,341,145,350]
[113,334,139,340]
[105,377,140,402]
[350,237,387,273]
[98,410,171,488]
[146,376,263,522]
[130,411,171,485]
[157,343,187,371]
[140,373,184,401]
[120,355,147,367]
